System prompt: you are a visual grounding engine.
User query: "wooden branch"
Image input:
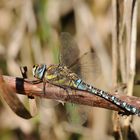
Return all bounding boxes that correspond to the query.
[1,75,140,115]
[0,76,140,115]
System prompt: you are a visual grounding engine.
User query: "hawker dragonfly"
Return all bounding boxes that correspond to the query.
[32,32,140,116]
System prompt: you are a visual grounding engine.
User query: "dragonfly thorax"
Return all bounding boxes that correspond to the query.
[42,64,79,88]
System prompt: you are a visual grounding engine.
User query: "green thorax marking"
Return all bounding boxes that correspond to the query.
[44,64,79,88]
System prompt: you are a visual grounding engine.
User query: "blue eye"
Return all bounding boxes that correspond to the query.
[37,67,44,73]
[33,64,46,79]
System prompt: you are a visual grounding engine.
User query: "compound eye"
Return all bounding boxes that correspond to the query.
[37,66,43,72]
[33,64,46,79]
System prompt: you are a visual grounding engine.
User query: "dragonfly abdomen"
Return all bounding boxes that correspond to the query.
[75,79,140,116]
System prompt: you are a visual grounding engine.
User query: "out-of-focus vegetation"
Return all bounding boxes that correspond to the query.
[0,0,140,140]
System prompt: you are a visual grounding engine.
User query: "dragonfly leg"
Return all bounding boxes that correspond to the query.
[65,88,76,106]
[24,78,46,95]
[24,79,42,84]
[65,80,76,99]
[20,66,43,84]
[55,84,71,99]
[61,79,74,100]
[43,80,47,94]
[65,88,71,98]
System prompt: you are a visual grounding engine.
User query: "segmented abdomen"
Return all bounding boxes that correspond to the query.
[75,79,140,116]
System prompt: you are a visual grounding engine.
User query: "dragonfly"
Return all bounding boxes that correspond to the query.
[32,32,140,116]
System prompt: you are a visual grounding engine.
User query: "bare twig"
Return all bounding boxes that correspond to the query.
[127,0,137,97]
[112,1,123,139]
[124,0,137,128]
[112,0,119,87]
[1,75,140,115]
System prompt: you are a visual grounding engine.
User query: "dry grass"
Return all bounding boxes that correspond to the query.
[0,0,140,140]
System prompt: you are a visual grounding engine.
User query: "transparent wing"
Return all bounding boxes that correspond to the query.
[60,32,80,67]
[60,33,101,125]
[36,98,61,109]
[66,103,88,125]
[69,51,101,82]
[60,32,101,82]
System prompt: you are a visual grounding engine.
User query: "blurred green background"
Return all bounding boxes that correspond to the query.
[0,0,140,140]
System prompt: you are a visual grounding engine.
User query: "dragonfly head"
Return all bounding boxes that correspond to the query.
[33,64,46,80]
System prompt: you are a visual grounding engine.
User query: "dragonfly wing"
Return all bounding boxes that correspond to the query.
[66,103,88,125]
[60,32,80,67]
[37,98,61,109]
[60,32,101,83]
[69,51,101,83]
[59,32,101,125]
